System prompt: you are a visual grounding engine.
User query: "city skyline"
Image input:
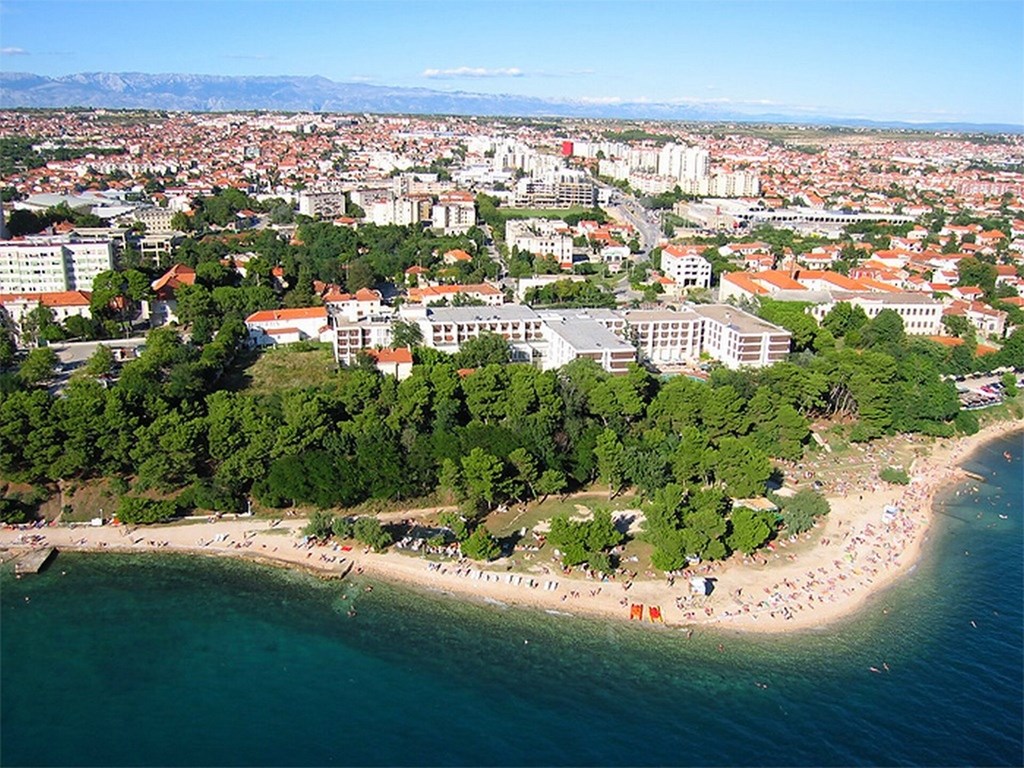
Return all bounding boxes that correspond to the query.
[0,0,1022,125]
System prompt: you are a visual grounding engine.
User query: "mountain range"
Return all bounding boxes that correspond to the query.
[1,71,1020,133]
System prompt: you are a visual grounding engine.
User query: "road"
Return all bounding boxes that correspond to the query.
[598,182,663,255]
[50,337,148,366]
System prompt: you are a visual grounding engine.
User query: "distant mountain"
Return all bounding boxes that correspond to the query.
[1,71,1020,133]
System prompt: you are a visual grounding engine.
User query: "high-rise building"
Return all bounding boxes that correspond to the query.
[0,235,114,293]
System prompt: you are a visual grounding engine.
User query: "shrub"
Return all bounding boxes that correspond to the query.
[779,490,831,535]
[954,410,980,435]
[116,497,180,524]
[460,525,500,561]
[880,466,910,485]
[353,516,392,552]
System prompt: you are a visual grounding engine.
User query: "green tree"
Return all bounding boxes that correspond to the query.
[535,468,567,501]
[1001,371,1018,398]
[353,516,393,551]
[460,447,504,511]
[461,524,500,561]
[453,332,511,368]
[18,347,58,385]
[726,507,772,554]
[594,428,627,497]
[712,436,770,497]
[304,510,335,540]
[778,489,830,535]
[85,344,115,376]
[391,319,424,348]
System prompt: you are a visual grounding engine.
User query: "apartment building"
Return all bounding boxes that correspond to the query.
[660,245,712,288]
[539,312,637,373]
[808,292,944,335]
[620,308,705,365]
[133,206,177,233]
[430,191,477,235]
[0,235,114,292]
[506,218,574,268]
[512,169,596,209]
[414,305,544,361]
[298,189,346,219]
[407,282,504,306]
[696,305,793,368]
[334,318,393,365]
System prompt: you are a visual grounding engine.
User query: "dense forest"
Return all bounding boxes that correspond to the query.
[3,290,1020,565]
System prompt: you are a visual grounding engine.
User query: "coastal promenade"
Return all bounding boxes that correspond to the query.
[2,420,1020,634]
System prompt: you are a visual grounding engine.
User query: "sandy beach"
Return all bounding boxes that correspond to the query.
[2,419,1021,633]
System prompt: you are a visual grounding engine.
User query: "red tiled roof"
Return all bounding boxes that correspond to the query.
[0,290,92,307]
[245,306,327,323]
[367,347,413,364]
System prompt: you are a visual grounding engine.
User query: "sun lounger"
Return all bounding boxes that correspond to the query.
[630,604,643,620]
[649,606,663,623]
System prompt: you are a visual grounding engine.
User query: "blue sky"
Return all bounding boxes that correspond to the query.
[1,0,1022,124]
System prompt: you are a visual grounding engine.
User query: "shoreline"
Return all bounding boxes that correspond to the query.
[2,419,1021,634]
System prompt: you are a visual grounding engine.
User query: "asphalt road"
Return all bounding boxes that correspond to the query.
[51,337,148,366]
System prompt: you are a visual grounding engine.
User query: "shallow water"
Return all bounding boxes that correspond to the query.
[2,432,1021,766]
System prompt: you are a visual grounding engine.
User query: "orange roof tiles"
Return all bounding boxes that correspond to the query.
[0,290,92,307]
[245,306,327,323]
[367,347,413,364]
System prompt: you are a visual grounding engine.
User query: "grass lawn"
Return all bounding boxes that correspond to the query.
[486,490,640,539]
[226,344,337,394]
[498,206,591,220]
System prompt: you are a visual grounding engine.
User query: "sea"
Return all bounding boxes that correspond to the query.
[2,430,1022,767]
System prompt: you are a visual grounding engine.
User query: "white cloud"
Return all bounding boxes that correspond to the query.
[422,66,523,79]
[1,46,29,56]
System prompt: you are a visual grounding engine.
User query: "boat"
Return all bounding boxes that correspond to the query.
[630,604,643,620]
[649,606,664,623]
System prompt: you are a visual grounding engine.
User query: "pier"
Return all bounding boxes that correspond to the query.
[14,547,56,575]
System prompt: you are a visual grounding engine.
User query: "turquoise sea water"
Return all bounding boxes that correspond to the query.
[2,431,1022,767]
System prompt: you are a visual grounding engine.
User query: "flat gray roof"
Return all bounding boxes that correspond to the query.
[539,308,622,322]
[426,305,540,323]
[694,304,791,336]
[544,316,635,352]
[832,291,941,305]
[621,308,701,322]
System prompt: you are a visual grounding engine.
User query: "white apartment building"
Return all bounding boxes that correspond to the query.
[539,312,637,373]
[414,305,545,362]
[431,191,477,235]
[0,235,114,293]
[678,171,760,198]
[133,206,177,233]
[620,308,705,365]
[391,303,789,373]
[660,246,712,288]
[367,196,422,227]
[506,218,574,268]
[334,319,393,365]
[808,292,943,336]
[407,282,505,306]
[298,189,346,219]
[657,144,710,182]
[697,305,793,369]
[324,287,383,322]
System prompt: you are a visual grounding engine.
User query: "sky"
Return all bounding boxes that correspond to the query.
[1,0,1022,125]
